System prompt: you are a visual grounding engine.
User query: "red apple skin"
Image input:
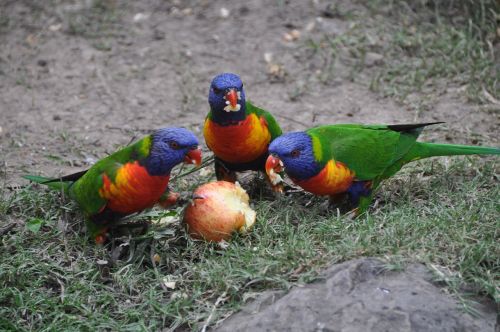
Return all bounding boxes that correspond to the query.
[183,181,254,242]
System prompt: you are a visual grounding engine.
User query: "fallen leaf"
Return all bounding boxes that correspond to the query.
[162,277,176,289]
[153,253,161,264]
[26,218,43,233]
[96,259,108,265]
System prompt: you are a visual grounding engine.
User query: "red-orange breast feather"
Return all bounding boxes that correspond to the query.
[204,113,271,163]
[98,161,170,214]
[294,160,355,195]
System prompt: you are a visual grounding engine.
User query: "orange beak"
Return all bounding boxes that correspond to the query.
[265,154,283,175]
[184,148,202,167]
[265,154,284,185]
[225,89,238,108]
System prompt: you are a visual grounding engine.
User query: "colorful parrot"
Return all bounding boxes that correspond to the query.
[203,73,283,190]
[265,122,499,214]
[24,127,202,243]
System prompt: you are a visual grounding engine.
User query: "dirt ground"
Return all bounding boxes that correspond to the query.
[0,1,499,330]
[1,0,498,187]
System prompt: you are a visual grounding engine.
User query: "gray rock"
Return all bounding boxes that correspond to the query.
[216,258,496,332]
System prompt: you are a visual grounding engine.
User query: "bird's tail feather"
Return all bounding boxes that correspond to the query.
[411,142,500,160]
[23,175,71,192]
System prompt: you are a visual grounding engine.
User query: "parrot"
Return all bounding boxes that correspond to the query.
[203,73,283,191]
[265,122,500,214]
[24,127,202,243]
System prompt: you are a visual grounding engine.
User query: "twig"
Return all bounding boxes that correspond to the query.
[275,114,310,129]
[56,278,65,303]
[0,223,16,236]
[171,156,215,181]
[201,291,227,332]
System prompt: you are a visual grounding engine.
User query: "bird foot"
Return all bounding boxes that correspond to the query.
[345,207,360,219]
[271,183,284,193]
[94,228,109,245]
[216,170,237,183]
[159,191,180,208]
[215,161,237,183]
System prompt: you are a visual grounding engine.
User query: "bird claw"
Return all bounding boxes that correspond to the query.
[271,183,284,193]
[345,207,360,219]
[159,191,180,208]
[94,228,109,245]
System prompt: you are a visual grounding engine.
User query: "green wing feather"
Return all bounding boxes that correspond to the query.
[308,124,415,180]
[246,100,282,140]
[24,136,153,217]
[22,175,72,192]
[70,135,152,216]
[308,123,499,183]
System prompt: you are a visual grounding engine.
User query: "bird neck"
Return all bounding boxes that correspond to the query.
[141,151,177,177]
[210,101,247,125]
[287,159,323,181]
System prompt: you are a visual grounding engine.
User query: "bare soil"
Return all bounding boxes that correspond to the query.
[1,0,498,186]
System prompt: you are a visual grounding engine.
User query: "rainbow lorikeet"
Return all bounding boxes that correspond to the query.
[203,73,283,191]
[24,127,202,243]
[265,122,499,214]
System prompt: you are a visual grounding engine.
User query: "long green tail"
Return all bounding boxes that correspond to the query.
[23,175,72,193]
[381,142,499,180]
[411,142,500,160]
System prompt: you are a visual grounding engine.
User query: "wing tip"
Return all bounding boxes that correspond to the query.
[387,122,445,132]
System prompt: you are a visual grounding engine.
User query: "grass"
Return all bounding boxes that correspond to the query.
[369,0,499,104]
[1,0,499,330]
[1,157,499,330]
[302,0,499,105]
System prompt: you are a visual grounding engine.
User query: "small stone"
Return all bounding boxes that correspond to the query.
[220,7,230,18]
[364,52,384,67]
[49,23,62,32]
[283,29,300,42]
[26,34,37,47]
[239,6,249,15]
[263,52,273,63]
[153,253,161,264]
[85,157,96,165]
[267,63,286,82]
[153,29,165,40]
[305,21,316,32]
[133,13,149,23]
[181,8,192,15]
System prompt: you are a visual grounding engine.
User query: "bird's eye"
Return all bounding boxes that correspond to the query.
[212,87,222,94]
[169,141,180,149]
[290,149,300,157]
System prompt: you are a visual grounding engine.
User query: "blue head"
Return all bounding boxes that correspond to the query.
[267,132,321,180]
[208,73,246,124]
[143,128,201,176]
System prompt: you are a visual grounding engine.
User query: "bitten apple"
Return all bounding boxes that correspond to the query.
[183,181,256,242]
